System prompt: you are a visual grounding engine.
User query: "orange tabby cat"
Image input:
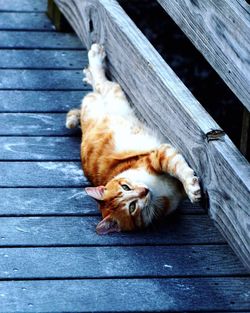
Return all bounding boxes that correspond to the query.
[66,43,201,234]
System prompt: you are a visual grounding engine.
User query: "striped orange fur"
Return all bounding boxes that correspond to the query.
[66,44,201,234]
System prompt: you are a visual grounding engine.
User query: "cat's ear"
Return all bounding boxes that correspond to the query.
[96,215,120,235]
[85,186,105,200]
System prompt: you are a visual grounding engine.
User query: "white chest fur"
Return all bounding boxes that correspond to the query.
[117,168,178,199]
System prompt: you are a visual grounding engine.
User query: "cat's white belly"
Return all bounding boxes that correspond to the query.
[109,117,161,153]
[84,93,162,153]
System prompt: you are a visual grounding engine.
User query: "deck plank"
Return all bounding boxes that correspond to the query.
[0,245,246,279]
[0,50,86,69]
[0,91,83,112]
[0,113,81,136]
[0,0,46,12]
[0,215,225,246]
[0,13,54,30]
[0,137,80,160]
[0,70,86,90]
[0,31,84,49]
[0,278,249,312]
[0,161,87,187]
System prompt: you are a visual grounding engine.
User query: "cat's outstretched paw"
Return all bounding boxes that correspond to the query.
[88,43,106,67]
[184,176,201,203]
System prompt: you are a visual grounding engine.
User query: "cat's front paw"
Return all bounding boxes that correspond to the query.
[184,176,201,203]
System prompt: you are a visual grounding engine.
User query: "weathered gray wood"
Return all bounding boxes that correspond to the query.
[0,278,249,312]
[0,31,83,49]
[0,91,83,112]
[0,13,55,30]
[0,113,81,136]
[0,162,87,187]
[157,0,250,111]
[54,0,250,269]
[0,0,46,12]
[0,50,87,69]
[0,188,204,216]
[0,188,97,216]
[0,137,80,160]
[0,70,85,90]
[0,245,246,279]
[0,215,225,246]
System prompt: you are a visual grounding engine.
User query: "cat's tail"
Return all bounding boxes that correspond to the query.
[66,109,81,129]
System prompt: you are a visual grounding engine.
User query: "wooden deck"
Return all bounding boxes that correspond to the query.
[0,0,249,312]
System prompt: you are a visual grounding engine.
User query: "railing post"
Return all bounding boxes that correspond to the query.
[47,0,72,32]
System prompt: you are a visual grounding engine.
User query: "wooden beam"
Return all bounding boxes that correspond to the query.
[157,0,250,111]
[53,0,250,269]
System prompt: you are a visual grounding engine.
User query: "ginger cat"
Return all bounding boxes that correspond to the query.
[66,44,201,234]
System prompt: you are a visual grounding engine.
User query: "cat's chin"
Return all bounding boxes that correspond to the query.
[141,194,156,227]
[141,194,170,227]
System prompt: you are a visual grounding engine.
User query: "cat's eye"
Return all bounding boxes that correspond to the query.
[121,184,131,191]
[129,201,137,214]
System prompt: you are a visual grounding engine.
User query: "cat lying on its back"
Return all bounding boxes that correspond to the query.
[66,43,201,234]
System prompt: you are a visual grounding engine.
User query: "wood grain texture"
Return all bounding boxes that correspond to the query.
[0,215,225,246]
[0,70,85,90]
[0,0,46,12]
[0,50,87,69]
[0,161,87,187]
[54,0,250,269]
[157,0,250,111]
[0,113,81,136]
[0,91,83,112]
[0,137,80,160]
[0,278,249,312]
[0,188,97,216]
[0,31,83,49]
[0,245,246,279]
[0,13,55,30]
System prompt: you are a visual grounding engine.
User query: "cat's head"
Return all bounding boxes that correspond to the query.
[85,177,152,234]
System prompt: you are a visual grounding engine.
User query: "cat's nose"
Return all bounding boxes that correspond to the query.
[137,187,149,198]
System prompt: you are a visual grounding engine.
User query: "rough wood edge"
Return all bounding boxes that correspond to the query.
[157,0,250,111]
[54,0,250,270]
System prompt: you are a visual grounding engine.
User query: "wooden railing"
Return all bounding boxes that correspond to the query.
[50,0,250,270]
[157,0,250,160]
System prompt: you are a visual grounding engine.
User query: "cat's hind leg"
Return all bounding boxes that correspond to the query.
[84,44,107,92]
[66,108,81,129]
